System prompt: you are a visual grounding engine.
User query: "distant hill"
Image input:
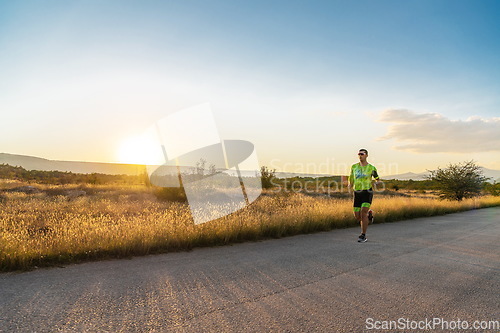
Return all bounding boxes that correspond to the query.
[273,172,336,179]
[481,167,500,183]
[383,168,500,183]
[0,153,344,179]
[381,171,429,181]
[0,153,145,175]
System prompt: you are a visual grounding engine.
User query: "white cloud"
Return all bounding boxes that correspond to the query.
[378,109,500,153]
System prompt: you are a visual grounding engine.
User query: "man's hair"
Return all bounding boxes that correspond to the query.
[359,149,368,154]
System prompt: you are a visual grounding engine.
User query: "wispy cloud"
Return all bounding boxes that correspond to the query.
[378,109,500,153]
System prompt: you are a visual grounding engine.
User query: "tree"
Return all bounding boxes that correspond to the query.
[260,166,276,189]
[195,158,206,176]
[484,181,500,196]
[426,160,487,201]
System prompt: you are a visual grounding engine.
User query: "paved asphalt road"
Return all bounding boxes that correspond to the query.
[1,208,499,332]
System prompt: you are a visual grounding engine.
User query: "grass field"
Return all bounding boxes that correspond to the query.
[1,180,499,272]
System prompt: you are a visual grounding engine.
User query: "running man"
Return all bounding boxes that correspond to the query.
[348,149,380,242]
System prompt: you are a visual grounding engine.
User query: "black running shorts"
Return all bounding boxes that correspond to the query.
[353,189,373,211]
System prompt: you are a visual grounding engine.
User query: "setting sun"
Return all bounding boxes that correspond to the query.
[117,131,165,165]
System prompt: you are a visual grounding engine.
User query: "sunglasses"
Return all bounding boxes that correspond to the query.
[358,152,366,156]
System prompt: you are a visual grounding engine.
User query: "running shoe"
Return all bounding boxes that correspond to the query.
[358,234,367,243]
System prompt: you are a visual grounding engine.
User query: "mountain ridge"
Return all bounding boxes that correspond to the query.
[0,153,145,176]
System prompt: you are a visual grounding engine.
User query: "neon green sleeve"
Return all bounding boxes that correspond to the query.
[348,165,354,185]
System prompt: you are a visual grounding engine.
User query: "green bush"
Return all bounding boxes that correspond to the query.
[484,182,500,196]
[260,166,277,189]
[152,186,187,202]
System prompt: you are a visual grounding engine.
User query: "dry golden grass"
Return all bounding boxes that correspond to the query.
[1,182,499,272]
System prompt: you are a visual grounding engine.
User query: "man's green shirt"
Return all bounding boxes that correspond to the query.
[349,163,379,191]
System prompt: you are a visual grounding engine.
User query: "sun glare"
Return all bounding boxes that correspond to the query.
[117,133,165,165]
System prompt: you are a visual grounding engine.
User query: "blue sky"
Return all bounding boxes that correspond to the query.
[1,0,499,175]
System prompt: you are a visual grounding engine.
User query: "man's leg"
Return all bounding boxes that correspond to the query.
[353,190,362,225]
[353,207,361,219]
[360,205,370,234]
[353,207,361,225]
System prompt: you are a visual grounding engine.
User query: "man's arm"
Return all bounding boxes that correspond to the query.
[348,166,354,192]
[372,168,382,187]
